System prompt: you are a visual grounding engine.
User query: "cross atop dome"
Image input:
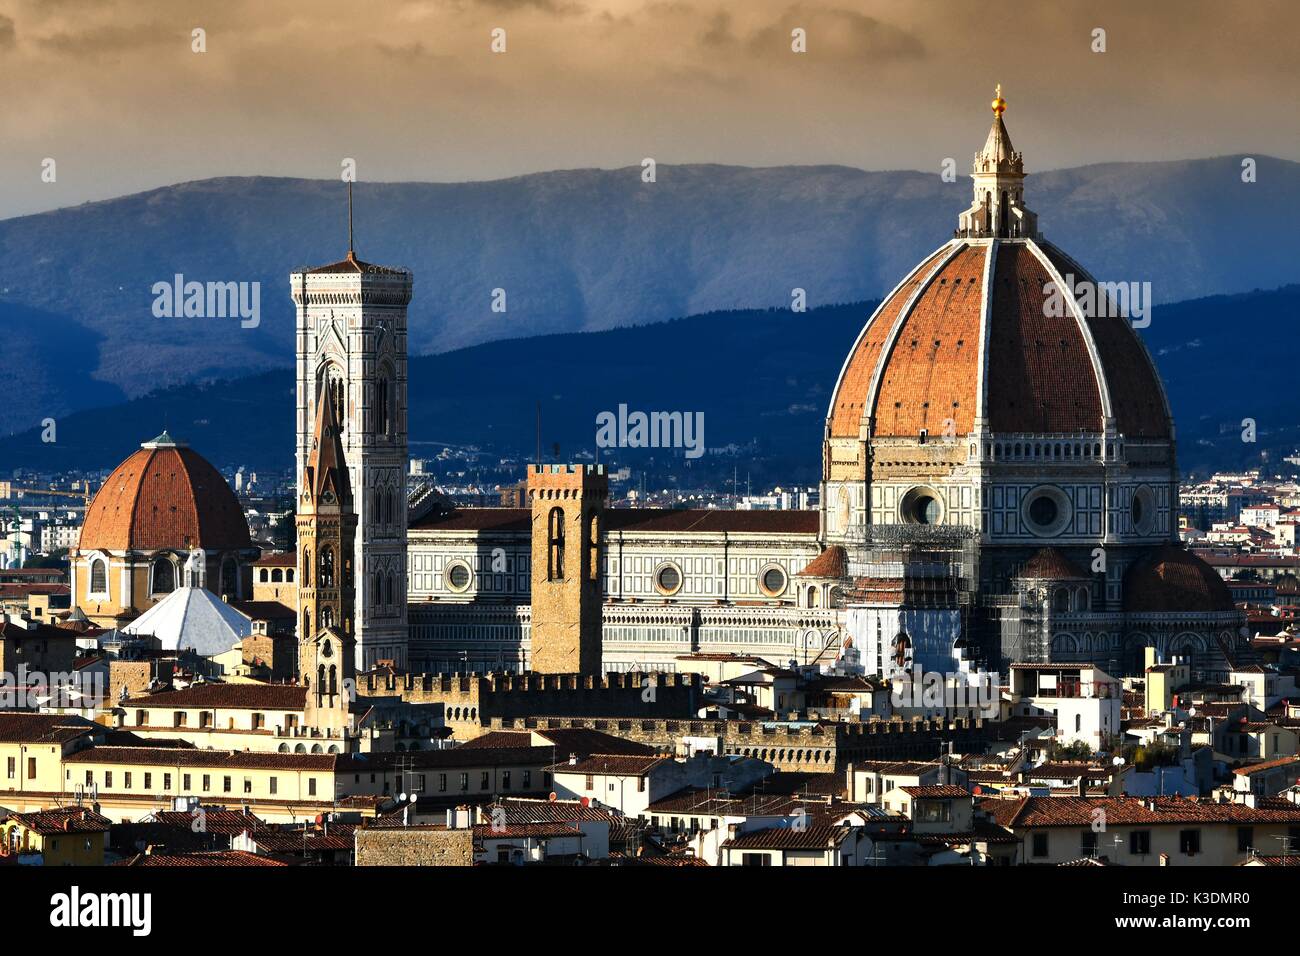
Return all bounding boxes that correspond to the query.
[956,85,1039,240]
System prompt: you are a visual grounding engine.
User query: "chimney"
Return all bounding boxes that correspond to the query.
[846,763,856,803]
[1076,775,1087,798]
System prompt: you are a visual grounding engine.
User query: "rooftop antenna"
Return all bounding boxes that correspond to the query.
[347,180,355,257]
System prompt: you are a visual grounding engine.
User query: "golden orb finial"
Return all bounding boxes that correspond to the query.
[992,84,1006,115]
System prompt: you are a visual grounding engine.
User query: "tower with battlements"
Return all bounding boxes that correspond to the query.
[527,464,607,674]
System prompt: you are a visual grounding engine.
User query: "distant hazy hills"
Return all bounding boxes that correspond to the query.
[4,285,1297,483]
[0,156,1296,436]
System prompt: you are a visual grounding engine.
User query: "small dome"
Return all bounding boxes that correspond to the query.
[80,434,250,553]
[1017,547,1090,581]
[1123,545,1235,613]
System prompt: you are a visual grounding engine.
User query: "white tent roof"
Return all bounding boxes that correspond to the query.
[122,586,251,658]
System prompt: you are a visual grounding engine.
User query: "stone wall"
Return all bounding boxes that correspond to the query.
[354,827,474,866]
[358,670,701,738]
[488,714,988,772]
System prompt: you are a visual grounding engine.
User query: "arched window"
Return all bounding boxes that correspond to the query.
[89,558,107,594]
[328,664,338,697]
[302,608,311,641]
[321,605,334,630]
[319,546,335,588]
[375,375,391,436]
[547,507,565,581]
[151,557,175,595]
[271,568,283,583]
[385,573,395,606]
[1053,589,1071,614]
[220,557,238,598]
[302,549,311,587]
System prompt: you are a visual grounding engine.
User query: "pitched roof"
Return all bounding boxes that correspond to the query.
[113,850,288,867]
[472,822,580,839]
[5,808,111,835]
[0,713,98,744]
[983,795,1300,828]
[149,809,266,834]
[125,682,307,711]
[63,746,337,771]
[339,746,556,772]
[551,754,671,777]
[899,785,970,799]
[722,824,850,851]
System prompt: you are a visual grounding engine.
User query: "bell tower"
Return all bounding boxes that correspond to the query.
[297,386,357,731]
[527,464,607,675]
[291,185,413,671]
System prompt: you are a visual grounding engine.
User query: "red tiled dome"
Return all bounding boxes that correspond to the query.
[80,434,251,552]
[1123,545,1235,614]
[827,238,1171,441]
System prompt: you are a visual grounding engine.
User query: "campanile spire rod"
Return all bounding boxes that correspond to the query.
[347,180,355,258]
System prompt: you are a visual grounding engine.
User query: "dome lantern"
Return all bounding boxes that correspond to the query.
[957,85,1039,240]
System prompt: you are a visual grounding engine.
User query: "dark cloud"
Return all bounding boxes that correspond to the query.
[35,21,182,57]
[748,4,924,61]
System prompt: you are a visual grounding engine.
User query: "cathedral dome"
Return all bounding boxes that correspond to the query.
[80,432,251,553]
[1122,545,1236,614]
[826,92,1171,444]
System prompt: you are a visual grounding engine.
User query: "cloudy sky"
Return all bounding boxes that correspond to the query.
[0,0,1295,218]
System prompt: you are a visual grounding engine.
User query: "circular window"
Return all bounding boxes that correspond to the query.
[445,561,472,592]
[1028,496,1058,526]
[655,563,682,595]
[760,566,788,596]
[900,486,944,526]
[1022,485,1072,537]
[1132,485,1157,535]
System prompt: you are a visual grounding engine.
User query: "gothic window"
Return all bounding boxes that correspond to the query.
[329,376,345,429]
[220,557,238,598]
[302,609,311,641]
[328,665,338,697]
[302,549,311,587]
[151,557,175,595]
[547,507,565,581]
[321,605,334,630]
[385,573,394,606]
[89,558,107,594]
[375,375,391,436]
[319,547,335,588]
[317,664,326,704]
